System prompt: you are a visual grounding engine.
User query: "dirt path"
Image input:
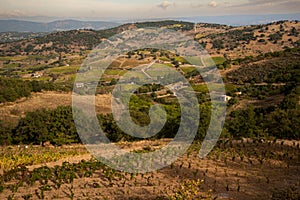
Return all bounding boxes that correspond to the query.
[228,94,284,112]
[26,139,171,171]
[220,64,241,76]
[26,153,93,171]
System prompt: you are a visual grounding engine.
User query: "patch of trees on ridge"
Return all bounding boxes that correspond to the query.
[227,48,300,84]
[227,87,299,139]
[0,78,72,103]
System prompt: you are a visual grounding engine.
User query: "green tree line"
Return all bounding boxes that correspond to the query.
[0,87,298,145]
[227,87,299,139]
[0,77,73,103]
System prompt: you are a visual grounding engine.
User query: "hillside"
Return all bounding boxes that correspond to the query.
[1,20,299,59]
[0,19,119,32]
[0,32,48,43]
[0,19,298,142]
[0,20,194,56]
[197,20,300,59]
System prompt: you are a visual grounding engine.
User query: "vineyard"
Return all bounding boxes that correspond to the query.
[0,139,299,199]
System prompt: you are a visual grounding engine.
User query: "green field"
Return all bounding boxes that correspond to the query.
[212,56,226,65]
[174,56,188,63]
[46,66,80,75]
[185,56,204,66]
[104,69,127,76]
[192,84,209,93]
[2,63,20,69]
[180,66,197,74]
[0,56,27,61]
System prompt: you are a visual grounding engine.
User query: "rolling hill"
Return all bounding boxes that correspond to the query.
[0,19,120,32]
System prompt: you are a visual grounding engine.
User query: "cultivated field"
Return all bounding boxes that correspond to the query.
[0,139,299,199]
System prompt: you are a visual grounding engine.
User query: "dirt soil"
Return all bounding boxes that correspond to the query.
[0,91,112,124]
[1,139,299,200]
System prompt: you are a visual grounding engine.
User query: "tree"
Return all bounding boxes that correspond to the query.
[110,78,117,86]
[13,107,80,145]
[227,107,257,138]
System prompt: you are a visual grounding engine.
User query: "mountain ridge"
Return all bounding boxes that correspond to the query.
[0,19,120,32]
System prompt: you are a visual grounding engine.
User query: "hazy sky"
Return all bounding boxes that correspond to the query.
[0,0,299,20]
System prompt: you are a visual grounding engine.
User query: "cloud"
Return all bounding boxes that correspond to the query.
[190,2,204,8]
[0,10,28,17]
[157,1,173,10]
[208,1,218,7]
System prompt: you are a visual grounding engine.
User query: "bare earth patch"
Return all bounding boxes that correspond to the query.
[0,91,112,124]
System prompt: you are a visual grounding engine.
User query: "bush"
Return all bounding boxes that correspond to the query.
[12,106,80,145]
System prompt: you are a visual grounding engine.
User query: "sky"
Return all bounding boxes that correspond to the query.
[0,0,299,21]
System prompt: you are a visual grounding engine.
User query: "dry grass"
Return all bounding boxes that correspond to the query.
[200,21,300,59]
[0,91,112,125]
[228,94,285,112]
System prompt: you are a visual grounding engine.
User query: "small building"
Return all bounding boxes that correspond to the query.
[155,60,164,64]
[31,72,43,78]
[221,95,232,102]
[75,83,85,88]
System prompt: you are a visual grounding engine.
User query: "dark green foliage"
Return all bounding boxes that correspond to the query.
[12,106,80,145]
[258,39,266,43]
[208,27,256,50]
[97,94,182,142]
[227,107,299,139]
[227,48,300,84]
[184,69,201,79]
[227,88,299,139]
[0,78,31,102]
[0,121,13,145]
[4,86,298,146]
[0,77,73,103]
[35,30,102,50]
[0,78,56,103]
[268,33,282,41]
[227,107,257,138]
[227,74,299,139]
[212,39,224,50]
[137,84,164,94]
[98,114,130,142]
[135,20,194,31]
[265,108,299,139]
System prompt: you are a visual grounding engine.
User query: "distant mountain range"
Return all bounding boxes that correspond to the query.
[0,20,120,32]
[0,13,299,33]
[123,13,300,26]
[177,13,300,26]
